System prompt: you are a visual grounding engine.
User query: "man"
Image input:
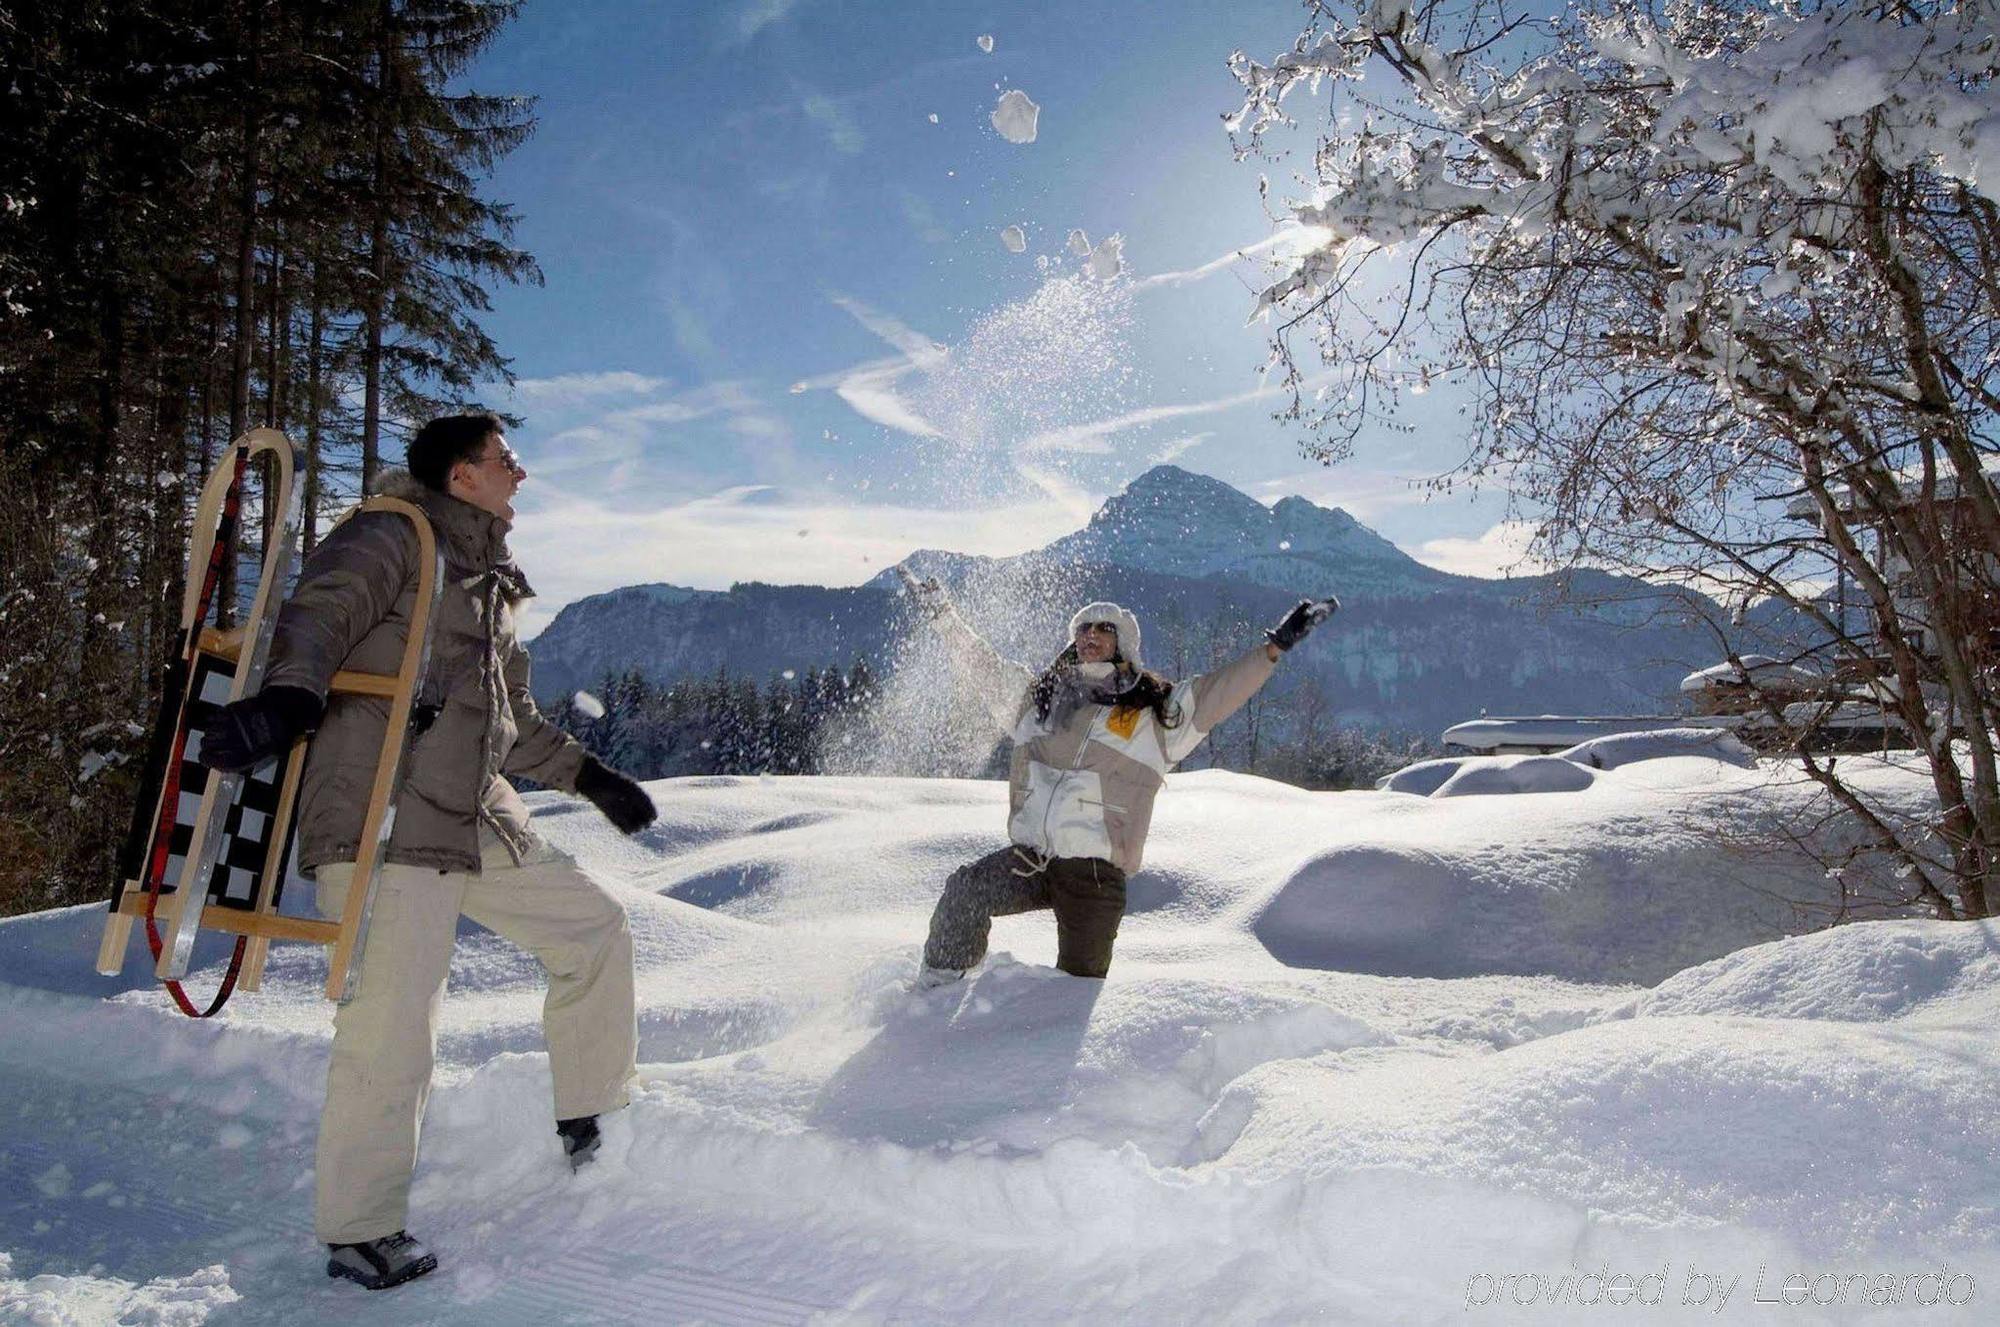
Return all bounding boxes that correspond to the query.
[901,568,1334,984]
[199,413,657,1291]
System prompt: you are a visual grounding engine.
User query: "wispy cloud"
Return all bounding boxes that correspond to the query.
[531,379,791,481]
[897,189,950,244]
[834,360,938,437]
[1244,468,1439,521]
[1019,382,1282,455]
[1150,432,1212,465]
[724,0,802,48]
[827,294,948,371]
[787,296,953,437]
[666,299,719,361]
[506,371,669,413]
[802,92,864,154]
[509,481,1084,634]
[1012,459,1102,524]
[1131,226,1332,292]
[1412,521,1549,579]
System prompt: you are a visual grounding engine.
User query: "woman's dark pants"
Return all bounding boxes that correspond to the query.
[922,845,1128,979]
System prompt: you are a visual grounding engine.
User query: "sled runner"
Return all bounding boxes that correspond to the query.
[96,429,445,1012]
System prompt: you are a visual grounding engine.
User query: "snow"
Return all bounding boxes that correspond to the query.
[997,224,1026,253]
[1443,714,1742,752]
[1086,233,1123,280]
[1559,727,1758,770]
[989,89,1038,145]
[1633,920,2000,1024]
[976,34,994,55]
[3,762,1996,1322]
[0,1252,240,1327]
[1679,656,1823,694]
[1066,228,1091,256]
[1431,752,1599,797]
[570,690,605,720]
[1377,755,1467,795]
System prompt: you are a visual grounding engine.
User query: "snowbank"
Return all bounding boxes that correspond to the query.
[1633,918,2000,1022]
[1432,753,1599,796]
[2,764,1991,1323]
[1381,728,1755,796]
[1377,755,1466,794]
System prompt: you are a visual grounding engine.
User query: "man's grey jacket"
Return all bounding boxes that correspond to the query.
[264,469,586,876]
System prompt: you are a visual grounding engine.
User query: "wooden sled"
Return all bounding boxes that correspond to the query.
[98,433,445,1007]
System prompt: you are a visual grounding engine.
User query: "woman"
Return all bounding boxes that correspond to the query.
[899,568,1334,983]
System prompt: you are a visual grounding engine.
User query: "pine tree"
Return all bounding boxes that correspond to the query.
[0,0,540,916]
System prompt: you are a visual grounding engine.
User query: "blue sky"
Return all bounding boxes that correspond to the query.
[465,1,1527,629]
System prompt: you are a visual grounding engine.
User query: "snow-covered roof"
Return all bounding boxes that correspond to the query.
[1783,460,2000,521]
[1441,714,1741,752]
[1679,656,1825,693]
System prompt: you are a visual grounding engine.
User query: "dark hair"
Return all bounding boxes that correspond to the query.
[1031,645,1181,730]
[407,412,504,491]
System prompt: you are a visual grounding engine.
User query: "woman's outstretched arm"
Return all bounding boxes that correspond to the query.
[899,567,1036,733]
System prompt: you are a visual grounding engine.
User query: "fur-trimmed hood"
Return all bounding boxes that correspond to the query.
[1067,601,1141,668]
[369,467,530,601]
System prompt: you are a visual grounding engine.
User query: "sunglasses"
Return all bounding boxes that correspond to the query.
[471,445,525,475]
[1074,621,1118,636]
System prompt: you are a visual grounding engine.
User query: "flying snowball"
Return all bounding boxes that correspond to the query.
[999,224,1027,253]
[1087,233,1124,279]
[1067,228,1091,256]
[977,34,994,53]
[927,112,939,124]
[571,691,606,720]
[990,89,1039,144]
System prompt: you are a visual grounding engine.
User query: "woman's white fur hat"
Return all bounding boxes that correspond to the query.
[1068,601,1141,667]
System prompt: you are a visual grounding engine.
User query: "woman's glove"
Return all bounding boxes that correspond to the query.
[197,685,324,772]
[1266,597,1339,652]
[576,754,657,834]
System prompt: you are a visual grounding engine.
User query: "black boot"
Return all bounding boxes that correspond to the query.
[557,1114,600,1171]
[325,1230,438,1290]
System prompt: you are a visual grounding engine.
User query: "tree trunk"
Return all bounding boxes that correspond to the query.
[222,0,264,627]
[360,0,394,491]
[303,249,326,554]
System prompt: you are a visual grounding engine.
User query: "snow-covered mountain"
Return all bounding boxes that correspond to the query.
[1041,464,1447,595]
[528,466,1720,735]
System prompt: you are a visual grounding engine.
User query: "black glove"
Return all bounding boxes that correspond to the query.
[1266,597,1339,652]
[196,685,324,772]
[576,754,656,834]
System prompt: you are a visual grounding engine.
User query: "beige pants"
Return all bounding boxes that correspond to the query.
[312,829,636,1244]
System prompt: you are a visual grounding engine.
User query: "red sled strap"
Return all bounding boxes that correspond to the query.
[141,446,251,1019]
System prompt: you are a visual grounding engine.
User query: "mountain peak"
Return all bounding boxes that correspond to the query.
[1039,464,1440,594]
[1124,463,1243,497]
[1088,464,1267,532]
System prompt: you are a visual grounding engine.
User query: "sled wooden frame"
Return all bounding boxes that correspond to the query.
[98,480,445,1004]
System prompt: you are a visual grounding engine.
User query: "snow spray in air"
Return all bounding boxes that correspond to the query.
[817,261,1137,777]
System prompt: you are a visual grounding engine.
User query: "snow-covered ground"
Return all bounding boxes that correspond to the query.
[3,755,1997,1324]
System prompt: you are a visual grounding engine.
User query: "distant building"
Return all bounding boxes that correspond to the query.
[1785,464,2000,663]
[1441,715,1740,756]
[1678,655,1830,716]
